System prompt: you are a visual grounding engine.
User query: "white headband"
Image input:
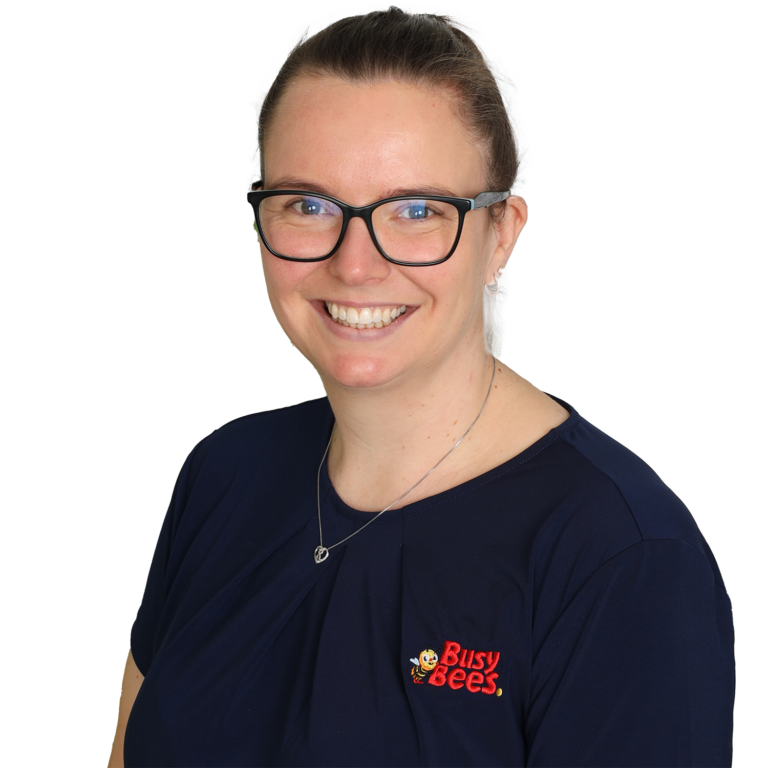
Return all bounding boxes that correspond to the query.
[245,0,531,360]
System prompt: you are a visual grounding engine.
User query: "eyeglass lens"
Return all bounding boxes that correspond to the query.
[258,194,460,263]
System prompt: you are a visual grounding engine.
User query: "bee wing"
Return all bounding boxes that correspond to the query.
[410,658,419,665]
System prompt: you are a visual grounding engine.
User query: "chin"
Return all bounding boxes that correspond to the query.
[316,350,406,390]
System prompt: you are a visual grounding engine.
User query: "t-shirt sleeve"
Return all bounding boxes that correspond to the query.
[526,538,735,767]
[129,443,201,677]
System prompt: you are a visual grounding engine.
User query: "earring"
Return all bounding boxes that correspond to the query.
[484,266,504,296]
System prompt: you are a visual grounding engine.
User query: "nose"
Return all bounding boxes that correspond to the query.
[327,217,391,286]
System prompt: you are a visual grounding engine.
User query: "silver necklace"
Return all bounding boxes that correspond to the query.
[314,356,496,563]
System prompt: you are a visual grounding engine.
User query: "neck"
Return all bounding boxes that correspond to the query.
[320,344,496,512]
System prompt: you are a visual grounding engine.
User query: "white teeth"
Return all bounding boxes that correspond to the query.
[325,302,411,330]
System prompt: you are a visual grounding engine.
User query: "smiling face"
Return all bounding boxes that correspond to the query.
[260,75,523,390]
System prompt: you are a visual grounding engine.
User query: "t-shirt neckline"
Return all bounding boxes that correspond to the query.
[319,393,580,523]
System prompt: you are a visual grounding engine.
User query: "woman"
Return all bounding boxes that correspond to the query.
[109,8,734,767]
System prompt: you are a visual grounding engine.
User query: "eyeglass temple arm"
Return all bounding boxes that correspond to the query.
[470,191,510,210]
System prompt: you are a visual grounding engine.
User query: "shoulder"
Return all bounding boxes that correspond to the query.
[550,401,706,551]
[209,396,332,448]
[157,397,334,556]
[184,396,333,480]
[525,397,730,649]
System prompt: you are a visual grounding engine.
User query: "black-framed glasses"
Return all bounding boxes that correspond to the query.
[247,181,510,266]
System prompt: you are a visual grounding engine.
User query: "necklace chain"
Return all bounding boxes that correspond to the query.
[314,356,497,563]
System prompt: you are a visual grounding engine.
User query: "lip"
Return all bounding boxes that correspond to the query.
[310,299,417,342]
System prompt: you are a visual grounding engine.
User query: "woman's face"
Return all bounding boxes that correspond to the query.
[261,75,525,390]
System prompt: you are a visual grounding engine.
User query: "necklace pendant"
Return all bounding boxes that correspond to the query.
[314,545,329,564]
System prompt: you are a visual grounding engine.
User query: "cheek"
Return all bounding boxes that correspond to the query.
[261,248,292,297]
[261,248,315,314]
[260,253,329,352]
[443,222,495,312]
[261,254,281,301]
[464,216,495,275]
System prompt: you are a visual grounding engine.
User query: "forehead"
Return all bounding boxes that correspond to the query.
[263,76,486,202]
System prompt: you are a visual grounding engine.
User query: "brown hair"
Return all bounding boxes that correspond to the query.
[258,6,519,219]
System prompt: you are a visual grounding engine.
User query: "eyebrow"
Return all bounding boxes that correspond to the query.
[264,177,462,201]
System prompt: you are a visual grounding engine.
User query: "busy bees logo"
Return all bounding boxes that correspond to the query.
[409,640,502,696]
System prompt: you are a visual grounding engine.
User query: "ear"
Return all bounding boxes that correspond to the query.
[485,196,528,284]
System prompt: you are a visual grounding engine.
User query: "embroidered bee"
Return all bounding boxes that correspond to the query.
[410,648,439,684]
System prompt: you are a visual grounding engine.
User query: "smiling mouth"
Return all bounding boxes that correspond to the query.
[324,301,408,329]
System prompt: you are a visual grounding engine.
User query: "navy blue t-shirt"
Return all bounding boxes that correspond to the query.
[124,395,734,767]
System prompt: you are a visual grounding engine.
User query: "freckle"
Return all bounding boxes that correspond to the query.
[494,385,498,388]
[497,367,501,372]
[453,420,458,425]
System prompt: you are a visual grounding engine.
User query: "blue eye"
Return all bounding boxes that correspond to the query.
[291,197,337,216]
[401,201,430,220]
